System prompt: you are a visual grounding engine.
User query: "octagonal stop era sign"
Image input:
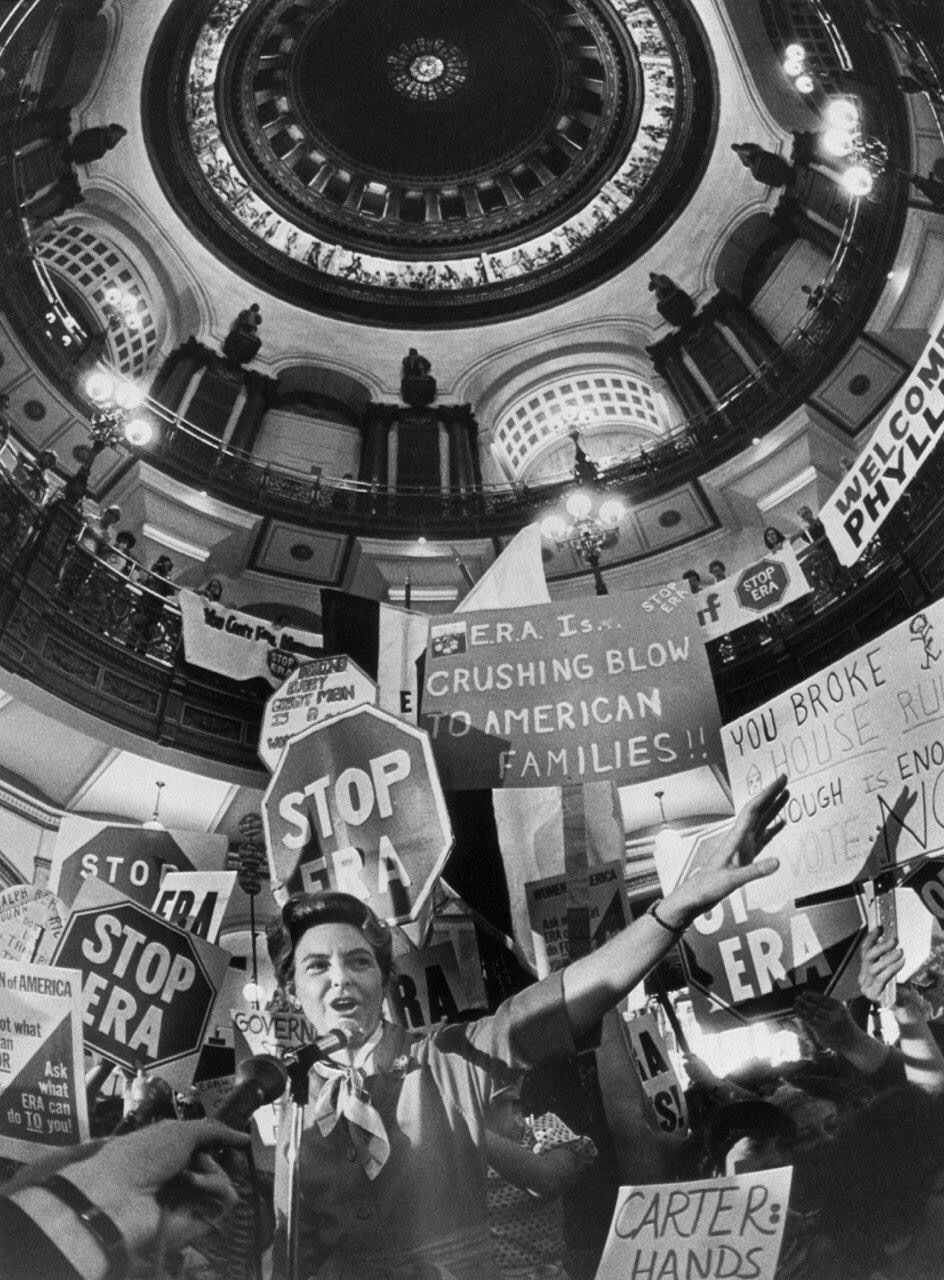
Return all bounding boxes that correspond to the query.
[734,557,791,613]
[263,703,453,924]
[53,877,229,1089]
[675,823,866,1031]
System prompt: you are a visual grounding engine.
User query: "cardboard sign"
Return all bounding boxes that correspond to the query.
[50,814,228,909]
[595,1168,793,1280]
[723,598,944,904]
[421,589,723,789]
[179,589,322,687]
[0,886,66,964]
[232,998,310,1145]
[152,871,238,943]
[623,1010,688,1134]
[0,959,90,1162]
[259,655,377,772]
[654,823,867,1029]
[387,942,487,1029]
[525,859,629,978]
[263,704,453,924]
[821,322,944,565]
[53,878,229,1089]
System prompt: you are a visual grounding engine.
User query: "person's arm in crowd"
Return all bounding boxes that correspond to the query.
[858,925,944,1095]
[682,1052,754,1104]
[793,990,892,1078]
[596,1008,684,1184]
[484,1131,581,1198]
[3,1118,248,1280]
[561,776,788,1039]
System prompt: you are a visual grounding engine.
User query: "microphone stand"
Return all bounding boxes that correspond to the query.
[284,1057,311,1280]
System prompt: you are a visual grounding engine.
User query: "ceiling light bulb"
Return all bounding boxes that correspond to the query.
[784,43,805,62]
[540,514,567,541]
[113,382,144,410]
[825,98,858,129]
[783,58,804,77]
[242,981,264,1005]
[841,164,873,197]
[794,73,815,94]
[565,490,593,519]
[84,371,114,403]
[822,128,854,157]
[103,286,122,307]
[124,418,153,446]
[598,497,626,526]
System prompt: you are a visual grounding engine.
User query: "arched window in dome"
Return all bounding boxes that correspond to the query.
[494,371,669,482]
[36,225,159,379]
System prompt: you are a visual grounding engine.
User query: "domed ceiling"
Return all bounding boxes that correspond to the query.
[143,0,716,326]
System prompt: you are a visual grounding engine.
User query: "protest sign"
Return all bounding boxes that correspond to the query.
[258,655,377,772]
[595,1168,793,1280]
[232,996,310,1144]
[53,877,229,1089]
[623,1010,688,1134]
[387,942,487,1029]
[525,859,629,978]
[152,871,238,943]
[0,959,89,1162]
[638,547,811,642]
[421,589,723,789]
[821,321,944,565]
[179,589,322,687]
[50,814,227,909]
[0,885,66,964]
[723,597,944,905]
[654,822,867,1029]
[263,704,453,923]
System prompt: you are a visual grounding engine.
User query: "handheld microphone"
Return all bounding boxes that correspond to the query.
[158,1055,288,1210]
[282,1028,351,1075]
[111,1072,177,1136]
[213,1054,289,1131]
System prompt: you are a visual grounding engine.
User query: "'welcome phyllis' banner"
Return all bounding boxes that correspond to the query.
[179,590,322,687]
[821,321,944,565]
[420,590,723,788]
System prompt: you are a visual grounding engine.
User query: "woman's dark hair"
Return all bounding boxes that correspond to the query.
[795,1087,944,1267]
[705,1099,797,1172]
[266,891,393,988]
[763,525,785,549]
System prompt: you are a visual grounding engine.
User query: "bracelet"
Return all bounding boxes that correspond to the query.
[646,898,688,940]
[43,1174,129,1280]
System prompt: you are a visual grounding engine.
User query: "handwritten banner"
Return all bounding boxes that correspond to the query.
[0,886,65,964]
[0,959,90,1162]
[723,598,944,904]
[420,590,723,789]
[179,589,322,687]
[821,321,944,565]
[595,1169,792,1280]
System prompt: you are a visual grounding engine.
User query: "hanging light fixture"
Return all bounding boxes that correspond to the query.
[142,780,166,830]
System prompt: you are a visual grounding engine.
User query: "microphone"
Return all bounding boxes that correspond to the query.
[213,1054,289,1131]
[282,1028,351,1075]
[158,1055,288,1210]
[111,1071,177,1135]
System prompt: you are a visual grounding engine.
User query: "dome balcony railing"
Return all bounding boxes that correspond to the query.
[0,438,940,769]
[0,0,916,539]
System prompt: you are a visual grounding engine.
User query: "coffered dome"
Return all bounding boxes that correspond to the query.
[143,0,716,325]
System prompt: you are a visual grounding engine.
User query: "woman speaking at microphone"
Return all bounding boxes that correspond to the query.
[268,776,789,1280]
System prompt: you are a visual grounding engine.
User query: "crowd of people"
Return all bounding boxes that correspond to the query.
[2,778,944,1280]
